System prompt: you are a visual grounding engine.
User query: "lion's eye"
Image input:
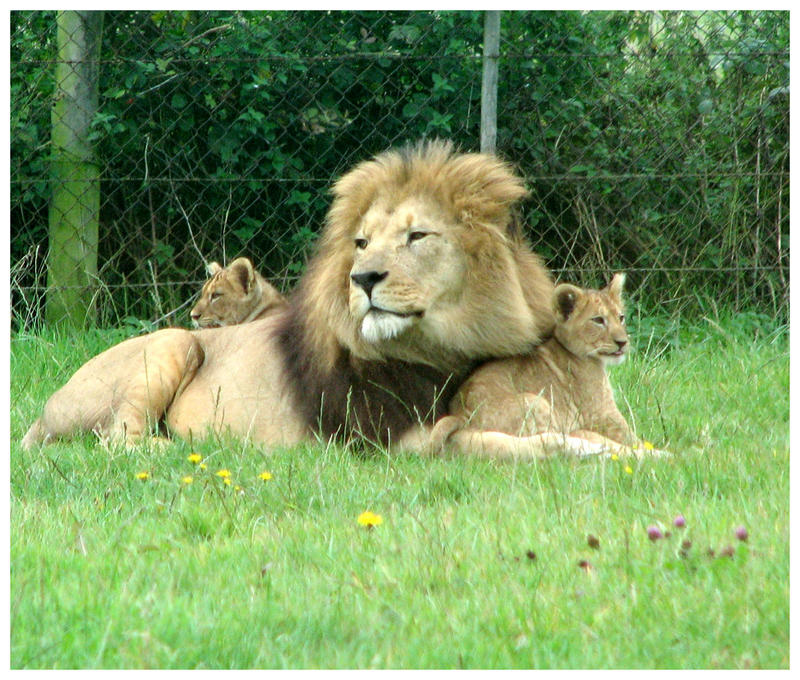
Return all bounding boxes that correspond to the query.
[407,230,428,244]
[592,316,606,326]
[210,291,223,301]
[354,238,368,250]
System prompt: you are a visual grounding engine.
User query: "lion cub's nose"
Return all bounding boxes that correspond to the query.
[350,270,388,298]
[615,338,627,350]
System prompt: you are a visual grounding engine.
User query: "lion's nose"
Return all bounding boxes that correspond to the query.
[615,339,627,350]
[350,270,388,298]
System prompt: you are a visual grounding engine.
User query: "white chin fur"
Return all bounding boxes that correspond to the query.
[361,312,414,343]
[600,352,627,366]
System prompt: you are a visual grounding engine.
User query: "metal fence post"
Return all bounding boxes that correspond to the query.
[480,10,501,154]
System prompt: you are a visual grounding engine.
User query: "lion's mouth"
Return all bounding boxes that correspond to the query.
[368,306,424,319]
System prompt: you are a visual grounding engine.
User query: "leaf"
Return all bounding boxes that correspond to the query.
[698,99,714,115]
[171,93,187,109]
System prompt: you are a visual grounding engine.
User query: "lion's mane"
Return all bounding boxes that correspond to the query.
[274,140,554,444]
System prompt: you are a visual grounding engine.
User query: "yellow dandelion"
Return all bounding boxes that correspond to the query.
[216,469,231,478]
[223,478,232,486]
[259,471,273,482]
[199,463,207,470]
[357,511,383,528]
[624,465,633,475]
[610,453,620,461]
[642,440,655,451]
[135,471,149,480]
[188,453,203,464]
[181,476,193,485]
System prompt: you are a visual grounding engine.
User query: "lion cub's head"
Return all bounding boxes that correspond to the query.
[190,257,286,328]
[553,273,629,366]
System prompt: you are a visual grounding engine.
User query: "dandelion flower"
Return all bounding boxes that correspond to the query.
[216,469,231,479]
[259,471,273,482]
[624,465,633,475]
[187,453,203,464]
[135,471,149,481]
[357,511,383,528]
[610,454,619,461]
[642,440,655,450]
[181,476,193,485]
[223,478,232,486]
[199,463,207,470]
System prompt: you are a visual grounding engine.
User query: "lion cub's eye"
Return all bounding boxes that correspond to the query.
[210,291,223,301]
[407,230,429,244]
[591,316,606,326]
[354,238,368,250]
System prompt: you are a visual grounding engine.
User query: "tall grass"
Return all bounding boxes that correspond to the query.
[9,317,789,669]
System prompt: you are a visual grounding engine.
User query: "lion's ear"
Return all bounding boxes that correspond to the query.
[228,257,257,292]
[606,272,626,303]
[207,262,223,276]
[553,283,583,321]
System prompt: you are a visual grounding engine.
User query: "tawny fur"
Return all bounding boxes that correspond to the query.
[22,140,556,452]
[190,257,287,328]
[431,274,663,459]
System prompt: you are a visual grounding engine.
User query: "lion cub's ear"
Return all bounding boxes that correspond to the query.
[606,272,626,302]
[207,261,223,276]
[553,283,583,321]
[228,257,257,293]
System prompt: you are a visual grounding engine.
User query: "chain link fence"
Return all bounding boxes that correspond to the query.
[10,10,789,330]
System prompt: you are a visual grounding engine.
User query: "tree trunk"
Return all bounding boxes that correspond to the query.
[46,10,103,327]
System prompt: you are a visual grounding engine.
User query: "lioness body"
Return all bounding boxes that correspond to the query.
[433,274,646,459]
[24,140,561,457]
[190,257,287,328]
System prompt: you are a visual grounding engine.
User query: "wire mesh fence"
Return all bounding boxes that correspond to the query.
[10,10,789,330]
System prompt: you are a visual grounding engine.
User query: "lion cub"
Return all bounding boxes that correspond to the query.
[190,257,287,328]
[433,273,655,459]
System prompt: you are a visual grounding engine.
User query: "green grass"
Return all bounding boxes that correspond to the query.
[9,316,789,669]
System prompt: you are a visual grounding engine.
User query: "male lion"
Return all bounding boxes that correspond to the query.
[431,274,666,459]
[190,257,287,328]
[23,140,557,454]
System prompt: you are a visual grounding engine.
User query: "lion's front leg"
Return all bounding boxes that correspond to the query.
[569,429,670,458]
[433,423,607,460]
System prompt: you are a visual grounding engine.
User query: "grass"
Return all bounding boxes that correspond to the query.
[9,315,789,669]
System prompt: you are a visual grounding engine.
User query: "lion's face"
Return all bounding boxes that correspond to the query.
[190,258,286,328]
[299,140,555,371]
[348,195,467,343]
[553,274,629,366]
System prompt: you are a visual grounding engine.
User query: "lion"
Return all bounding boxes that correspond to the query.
[430,273,666,459]
[22,139,560,456]
[190,257,287,328]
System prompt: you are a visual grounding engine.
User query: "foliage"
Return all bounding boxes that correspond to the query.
[10,10,789,327]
